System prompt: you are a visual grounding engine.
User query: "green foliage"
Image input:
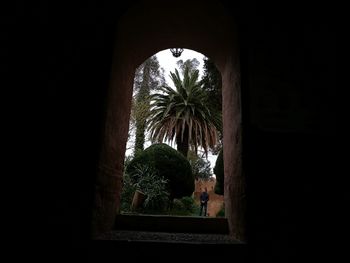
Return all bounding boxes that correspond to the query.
[120,172,137,212]
[148,65,221,157]
[124,154,133,168]
[176,58,200,75]
[201,57,223,154]
[179,196,196,211]
[121,164,170,212]
[171,196,199,215]
[214,148,224,195]
[132,56,165,154]
[201,57,222,129]
[187,150,212,180]
[216,204,225,217]
[126,143,194,199]
[121,155,137,211]
[130,164,170,210]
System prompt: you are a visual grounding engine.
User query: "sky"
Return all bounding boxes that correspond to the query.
[155,49,206,85]
[126,49,218,174]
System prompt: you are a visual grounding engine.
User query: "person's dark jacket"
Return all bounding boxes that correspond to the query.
[200,192,209,204]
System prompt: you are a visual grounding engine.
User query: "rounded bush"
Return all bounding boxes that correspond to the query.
[126,143,194,199]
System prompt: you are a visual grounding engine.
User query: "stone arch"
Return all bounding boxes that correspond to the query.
[93,0,245,241]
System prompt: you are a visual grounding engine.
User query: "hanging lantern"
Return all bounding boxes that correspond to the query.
[170,48,184,58]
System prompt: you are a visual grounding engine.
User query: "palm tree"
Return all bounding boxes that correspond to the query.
[147,66,221,157]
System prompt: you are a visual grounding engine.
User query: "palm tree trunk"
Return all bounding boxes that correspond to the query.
[176,133,189,157]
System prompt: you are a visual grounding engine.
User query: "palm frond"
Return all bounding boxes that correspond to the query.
[147,64,222,156]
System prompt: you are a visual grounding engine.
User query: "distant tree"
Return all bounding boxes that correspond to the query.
[201,57,223,155]
[201,57,222,122]
[176,58,200,75]
[188,150,212,181]
[200,58,224,191]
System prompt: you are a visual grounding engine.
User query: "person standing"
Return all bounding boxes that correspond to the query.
[199,187,209,216]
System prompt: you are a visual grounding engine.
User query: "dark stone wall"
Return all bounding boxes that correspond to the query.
[234,1,337,261]
[6,1,131,246]
[40,4,119,244]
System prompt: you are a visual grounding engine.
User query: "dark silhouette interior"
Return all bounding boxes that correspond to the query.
[10,0,336,259]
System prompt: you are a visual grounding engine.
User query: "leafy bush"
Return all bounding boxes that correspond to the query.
[171,196,198,215]
[180,196,196,211]
[126,143,194,199]
[213,148,224,195]
[120,172,137,212]
[216,204,225,217]
[172,199,185,211]
[121,155,138,212]
[131,164,170,210]
[187,151,212,180]
[122,164,170,212]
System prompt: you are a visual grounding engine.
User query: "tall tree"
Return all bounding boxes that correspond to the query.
[176,58,200,75]
[201,57,223,154]
[132,56,165,155]
[148,66,221,158]
[213,147,224,195]
[188,150,212,181]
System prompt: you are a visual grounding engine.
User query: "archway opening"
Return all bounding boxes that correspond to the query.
[92,0,245,242]
[121,49,224,219]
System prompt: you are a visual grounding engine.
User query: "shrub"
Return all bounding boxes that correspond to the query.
[122,164,170,212]
[126,143,194,199]
[172,199,185,211]
[216,204,225,217]
[180,196,195,212]
[187,151,212,180]
[132,164,170,210]
[120,172,137,212]
[213,148,224,195]
[171,196,198,215]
